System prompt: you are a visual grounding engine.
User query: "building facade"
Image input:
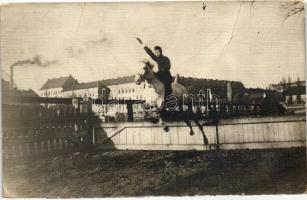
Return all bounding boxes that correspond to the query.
[39,75,78,97]
[39,75,248,103]
[269,80,306,104]
[39,75,156,101]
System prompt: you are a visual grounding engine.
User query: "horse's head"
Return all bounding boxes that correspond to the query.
[134,60,154,85]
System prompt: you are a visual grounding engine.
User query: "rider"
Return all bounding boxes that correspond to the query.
[136,38,173,100]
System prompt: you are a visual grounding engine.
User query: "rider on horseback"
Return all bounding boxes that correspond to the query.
[136,38,173,100]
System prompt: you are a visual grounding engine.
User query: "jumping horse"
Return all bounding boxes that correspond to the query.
[134,61,209,145]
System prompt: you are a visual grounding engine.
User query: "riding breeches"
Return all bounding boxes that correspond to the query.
[154,71,173,98]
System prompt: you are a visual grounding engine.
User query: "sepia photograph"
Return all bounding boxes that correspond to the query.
[1,0,306,197]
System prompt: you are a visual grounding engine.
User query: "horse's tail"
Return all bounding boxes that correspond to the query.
[174,74,180,83]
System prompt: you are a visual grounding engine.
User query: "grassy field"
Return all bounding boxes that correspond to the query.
[3,148,306,197]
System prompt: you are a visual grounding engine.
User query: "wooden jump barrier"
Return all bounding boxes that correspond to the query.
[92,116,306,151]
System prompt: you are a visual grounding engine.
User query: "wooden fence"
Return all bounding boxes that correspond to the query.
[2,96,290,161]
[2,96,93,161]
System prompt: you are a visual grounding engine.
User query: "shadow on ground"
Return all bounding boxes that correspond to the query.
[3,148,306,197]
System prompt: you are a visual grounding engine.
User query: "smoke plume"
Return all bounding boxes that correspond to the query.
[12,55,58,67]
[65,34,109,58]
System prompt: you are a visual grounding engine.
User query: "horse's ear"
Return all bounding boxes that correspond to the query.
[148,62,154,69]
[174,74,179,83]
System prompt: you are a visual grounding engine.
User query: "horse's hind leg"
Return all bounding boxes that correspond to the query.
[194,119,209,145]
[158,111,169,132]
[181,115,194,136]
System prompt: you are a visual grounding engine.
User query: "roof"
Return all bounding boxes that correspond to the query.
[62,76,135,91]
[40,75,75,90]
[63,81,98,91]
[19,89,40,97]
[100,75,135,86]
[2,79,40,97]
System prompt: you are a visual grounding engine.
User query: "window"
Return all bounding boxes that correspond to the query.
[118,90,121,94]
[132,89,135,92]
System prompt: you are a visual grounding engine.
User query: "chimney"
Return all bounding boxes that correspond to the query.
[10,65,14,90]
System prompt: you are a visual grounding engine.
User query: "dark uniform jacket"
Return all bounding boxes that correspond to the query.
[144,46,173,97]
[144,46,171,72]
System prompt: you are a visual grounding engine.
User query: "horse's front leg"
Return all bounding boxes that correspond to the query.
[158,116,169,132]
[179,104,194,136]
[185,118,194,136]
[156,98,169,132]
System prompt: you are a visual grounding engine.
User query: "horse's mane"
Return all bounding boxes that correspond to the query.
[144,61,155,80]
[145,61,154,69]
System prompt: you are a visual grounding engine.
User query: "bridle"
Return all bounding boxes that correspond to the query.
[136,61,154,84]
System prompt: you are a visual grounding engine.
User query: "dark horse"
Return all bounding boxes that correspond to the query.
[134,61,209,145]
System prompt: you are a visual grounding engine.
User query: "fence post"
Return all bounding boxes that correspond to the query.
[215,123,220,150]
[126,102,134,122]
[214,113,220,151]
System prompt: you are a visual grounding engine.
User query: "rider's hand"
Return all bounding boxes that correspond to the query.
[136,38,143,45]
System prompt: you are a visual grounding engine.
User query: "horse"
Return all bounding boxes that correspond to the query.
[134,61,209,145]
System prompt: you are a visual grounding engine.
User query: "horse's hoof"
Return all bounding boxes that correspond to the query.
[163,126,169,132]
[190,131,194,136]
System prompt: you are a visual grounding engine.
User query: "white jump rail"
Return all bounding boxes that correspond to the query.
[94,115,306,151]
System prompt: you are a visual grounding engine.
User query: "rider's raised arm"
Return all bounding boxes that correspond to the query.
[144,46,158,61]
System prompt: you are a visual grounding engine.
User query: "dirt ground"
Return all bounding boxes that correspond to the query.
[3,148,306,197]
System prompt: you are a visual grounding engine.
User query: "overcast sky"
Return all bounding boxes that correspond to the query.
[1,1,305,92]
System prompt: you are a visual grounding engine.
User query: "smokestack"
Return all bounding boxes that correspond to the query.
[10,65,14,90]
[8,55,58,90]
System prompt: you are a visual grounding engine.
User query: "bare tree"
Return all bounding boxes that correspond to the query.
[280,77,287,91]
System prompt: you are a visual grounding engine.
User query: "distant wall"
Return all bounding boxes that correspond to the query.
[94,115,306,151]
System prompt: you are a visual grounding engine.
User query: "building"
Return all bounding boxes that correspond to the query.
[269,81,306,92]
[39,75,246,103]
[284,86,306,104]
[39,75,154,101]
[61,81,110,99]
[94,76,151,101]
[39,75,78,97]
[269,80,306,104]
[2,78,40,98]
[39,75,248,117]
